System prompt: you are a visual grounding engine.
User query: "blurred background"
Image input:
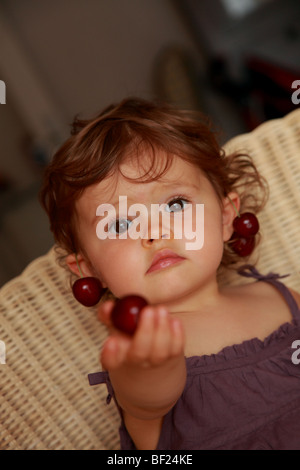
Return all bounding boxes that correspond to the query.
[0,0,299,287]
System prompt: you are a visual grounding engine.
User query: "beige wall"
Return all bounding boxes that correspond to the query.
[0,0,199,286]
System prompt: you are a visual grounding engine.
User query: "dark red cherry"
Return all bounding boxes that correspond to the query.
[231,234,255,257]
[111,295,149,335]
[72,277,104,307]
[233,212,259,238]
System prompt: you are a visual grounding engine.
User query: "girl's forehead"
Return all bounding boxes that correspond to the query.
[79,153,203,209]
[119,151,200,182]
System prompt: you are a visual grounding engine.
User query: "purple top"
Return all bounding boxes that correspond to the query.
[88,265,300,450]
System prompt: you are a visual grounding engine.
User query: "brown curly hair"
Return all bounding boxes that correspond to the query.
[40,97,268,270]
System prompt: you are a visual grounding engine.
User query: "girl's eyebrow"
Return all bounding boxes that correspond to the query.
[161,182,199,190]
[153,181,200,194]
[107,182,199,207]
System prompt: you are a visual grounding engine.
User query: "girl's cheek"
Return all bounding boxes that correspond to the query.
[97,241,134,269]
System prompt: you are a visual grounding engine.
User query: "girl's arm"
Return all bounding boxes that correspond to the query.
[99,302,186,449]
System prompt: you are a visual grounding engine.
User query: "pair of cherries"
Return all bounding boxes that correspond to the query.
[72,272,147,335]
[230,212,259,256]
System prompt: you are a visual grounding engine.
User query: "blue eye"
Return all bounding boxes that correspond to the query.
[166,198,188,213]
[108,218,132,234]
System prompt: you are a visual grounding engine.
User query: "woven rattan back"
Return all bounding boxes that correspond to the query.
[0,249,120,449]
[223,108,300,290]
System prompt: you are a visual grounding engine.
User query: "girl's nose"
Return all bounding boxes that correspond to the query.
[142,217,172,246]
[147,232,169,243]
[142,232,170,248]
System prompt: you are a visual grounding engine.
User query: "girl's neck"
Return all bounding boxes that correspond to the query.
[161,278,223,316]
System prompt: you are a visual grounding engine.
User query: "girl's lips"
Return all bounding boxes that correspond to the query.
[146,249,186,274]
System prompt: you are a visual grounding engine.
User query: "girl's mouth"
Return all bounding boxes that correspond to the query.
[146,249,186,274]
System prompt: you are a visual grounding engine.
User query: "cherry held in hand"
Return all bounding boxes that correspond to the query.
[111,295,149,335]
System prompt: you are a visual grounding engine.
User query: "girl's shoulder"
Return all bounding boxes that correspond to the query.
[232,265,300,312]
[230,278,300,334]
[186,280,298,358]
[235,277,300,309]
[289,288,300,309]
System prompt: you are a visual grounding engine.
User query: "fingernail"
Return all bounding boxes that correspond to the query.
[158,306,168,318]
[106,338,117,352]
[172,318,182,332]
[142,307,153,319]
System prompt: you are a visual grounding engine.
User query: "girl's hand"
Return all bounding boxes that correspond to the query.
[98,300,185,371]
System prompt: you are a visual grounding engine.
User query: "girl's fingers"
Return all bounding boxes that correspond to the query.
[97,300,115,327]
[100,337,119,370]
[128,306,184,366]
[100,304,185,370]
[149,307,172,365]
[100,334,131,370]
[126,306,156,364]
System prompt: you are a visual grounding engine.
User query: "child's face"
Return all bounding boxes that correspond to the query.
[74,151,236,311]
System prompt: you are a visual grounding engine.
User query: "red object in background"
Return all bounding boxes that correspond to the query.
[209,53,300,131]
[243,56,300,129]
[246,56,299,94]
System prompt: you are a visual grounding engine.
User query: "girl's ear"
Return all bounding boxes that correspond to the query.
[222,192,240,242]
[66,253,108,289]
[66,252,94,278]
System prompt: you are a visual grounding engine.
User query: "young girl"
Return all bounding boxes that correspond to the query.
[41,97,300,450]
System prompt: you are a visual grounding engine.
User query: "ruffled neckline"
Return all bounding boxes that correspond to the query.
[186,317,300,372]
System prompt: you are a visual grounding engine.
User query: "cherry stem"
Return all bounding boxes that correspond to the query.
[75,254,84,278]
[227,196,240,218]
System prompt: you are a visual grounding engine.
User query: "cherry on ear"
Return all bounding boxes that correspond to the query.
[71,254,105,307]
[72,277,104,307]
[230,233,256,257]
[227,198,259,257]
[230,212,259,257]
[111,295,149,335]
[233,212,259,238]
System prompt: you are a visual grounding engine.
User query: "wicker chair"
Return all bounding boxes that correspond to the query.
[1,109,300,450]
